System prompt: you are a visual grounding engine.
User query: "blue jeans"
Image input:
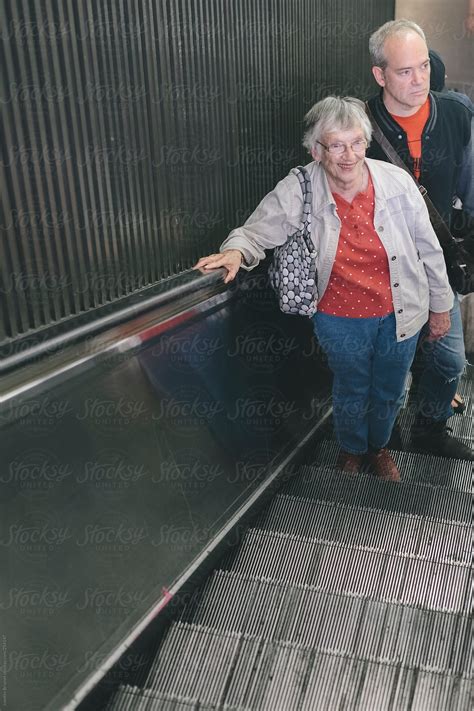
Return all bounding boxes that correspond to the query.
[312,312,419,454]
[414,293,466,421]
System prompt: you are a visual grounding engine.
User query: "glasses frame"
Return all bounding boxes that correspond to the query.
[316,138,368,155]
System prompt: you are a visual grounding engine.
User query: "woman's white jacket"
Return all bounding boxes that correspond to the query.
[220,158,454,341]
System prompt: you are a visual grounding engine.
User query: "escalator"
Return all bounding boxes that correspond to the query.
[2,268,472,710]
[102,368,473,710]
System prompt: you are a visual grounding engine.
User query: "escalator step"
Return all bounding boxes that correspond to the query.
[105,685,143,710]
[104,684,140,710]
[387,450,473,489]
[137,624,472,710]
[179,569,471,675]
[396,407,474,446]
[283,465,471,523]
[105,684,208,709]
[226,636,307,710]
[144,623,242,702]
[297,439,473,491]
[224,529,471,613]
[301,654,471,711]
[143,624,257,704]
[256,495,471,563]
[316,411,473,453]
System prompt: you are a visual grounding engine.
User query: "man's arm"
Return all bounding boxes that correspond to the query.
[456,128,474,216]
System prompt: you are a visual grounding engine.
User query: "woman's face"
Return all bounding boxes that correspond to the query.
[311,126,367,188]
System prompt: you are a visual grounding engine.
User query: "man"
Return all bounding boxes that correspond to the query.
[366,19,473,460]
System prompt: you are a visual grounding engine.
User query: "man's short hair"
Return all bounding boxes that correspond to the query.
[369,19,426,69]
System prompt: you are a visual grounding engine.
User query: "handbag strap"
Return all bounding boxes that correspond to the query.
[365,102,456,249]
[291,166,312,235]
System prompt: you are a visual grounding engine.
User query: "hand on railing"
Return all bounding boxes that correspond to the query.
[193,249,243,284]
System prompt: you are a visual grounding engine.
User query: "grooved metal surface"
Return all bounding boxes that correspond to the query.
[299,439,474,492]
[397,406,474,446]
[144,624,245,701]
[257,495,471,563]
[107,628,472,711]
[224,528,471,613]
[106,684,209,709]
[180,570,471,675]
[284,462,472,522]
[1,0,391,350]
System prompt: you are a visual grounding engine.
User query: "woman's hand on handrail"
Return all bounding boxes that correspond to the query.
[193,249,243,284]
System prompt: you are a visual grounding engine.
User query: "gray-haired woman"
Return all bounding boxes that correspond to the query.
[195,96,453,480]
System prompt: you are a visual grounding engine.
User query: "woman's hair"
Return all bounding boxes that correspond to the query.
[369,19,426,69]
[302,96,372,154]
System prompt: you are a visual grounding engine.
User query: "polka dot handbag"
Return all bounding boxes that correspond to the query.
[268,166,318,316]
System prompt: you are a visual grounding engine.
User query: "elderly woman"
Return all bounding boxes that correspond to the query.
[195,96,453,481]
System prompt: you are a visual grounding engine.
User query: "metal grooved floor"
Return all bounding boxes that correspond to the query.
[104,368,473,710]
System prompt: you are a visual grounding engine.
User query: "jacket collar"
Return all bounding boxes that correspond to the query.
[369,89,438,135]
[365,158,410,203]
[306,161,336,215]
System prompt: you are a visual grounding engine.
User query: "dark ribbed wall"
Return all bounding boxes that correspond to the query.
[1,0,394,352]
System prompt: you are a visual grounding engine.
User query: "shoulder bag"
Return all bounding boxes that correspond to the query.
[268,166,318,315]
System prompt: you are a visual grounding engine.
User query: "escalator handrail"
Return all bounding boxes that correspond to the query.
[0,268,229,406]
[0,268,227,375]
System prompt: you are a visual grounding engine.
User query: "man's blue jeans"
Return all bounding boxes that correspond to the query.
[312,311,419,454]
[414,293,466,421]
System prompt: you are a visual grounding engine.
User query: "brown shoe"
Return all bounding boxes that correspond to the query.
[366,449,400,482]
[336,451,364,475]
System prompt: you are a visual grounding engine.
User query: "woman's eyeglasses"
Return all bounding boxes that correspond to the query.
[316,139,367,155]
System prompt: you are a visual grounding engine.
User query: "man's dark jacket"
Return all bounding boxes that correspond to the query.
[366,91,472,225]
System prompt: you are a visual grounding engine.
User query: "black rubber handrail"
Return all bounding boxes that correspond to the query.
[0,268,227,375]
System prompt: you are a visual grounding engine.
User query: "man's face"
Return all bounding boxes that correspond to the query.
[372,31,430,116]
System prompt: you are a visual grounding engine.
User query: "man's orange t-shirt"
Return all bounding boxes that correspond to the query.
[390,98,430,179]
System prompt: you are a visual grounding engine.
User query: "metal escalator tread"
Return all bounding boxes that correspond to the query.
[143,624,255,704]
[396,406,474,444]
[179,569,472,675]
[301,654,472,711]
[144,623,242,700]
[105,684,207,709]
[255,495,471,563]
[297,439,473,491]
[282,465,471,523]
[223,528,471,613]
[125,624,471,710]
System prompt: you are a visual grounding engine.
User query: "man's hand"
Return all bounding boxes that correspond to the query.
[193,249,243,284]
[426,310,451,341]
